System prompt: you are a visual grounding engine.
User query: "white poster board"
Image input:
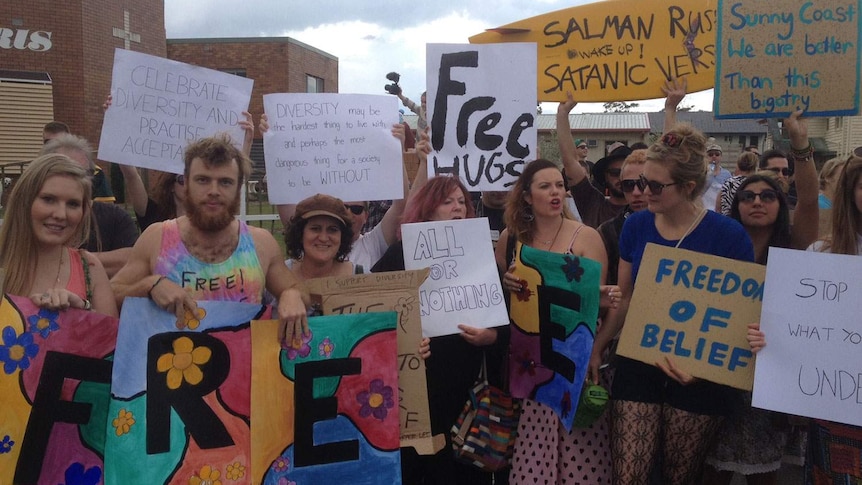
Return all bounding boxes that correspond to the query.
[98,48,253,173]
[426,43,537,191]
[401,218,508,337]
[753,247,862,426]
[262,93,402,204]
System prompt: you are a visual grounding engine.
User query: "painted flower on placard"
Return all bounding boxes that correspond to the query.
[189,465,222,485]
[277,478,296,485]
[226,461,245,480]
[27,308,59,338]
[61,463,102,485]
[560,391,572,418]
[395,296,415,331]
[181,307,207,330]
[514,279,532,302]
[0,434,14,454]
[112,408,135,436]
[561,255,584,283]
[285,329,313,360]
[516,351,538,377]
[272,456,290,472]
[318,337,334,358]
[156,336,212,390]
[0,326,39,374]
[357,378,394,421]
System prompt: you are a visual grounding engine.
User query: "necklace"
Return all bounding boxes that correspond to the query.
[538,217,564,249]
[54,248,64,287]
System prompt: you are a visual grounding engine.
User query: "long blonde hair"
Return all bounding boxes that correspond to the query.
[0,154,92,295]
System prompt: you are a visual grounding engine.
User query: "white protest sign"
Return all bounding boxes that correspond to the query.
[262,93,402,204]
[98,48,253,173]
[426,43,537,191]
[401,218,508,337]
[753,247,862,426]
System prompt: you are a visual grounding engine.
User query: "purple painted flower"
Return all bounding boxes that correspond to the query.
[0,435,14,454]
[285,329,313,360]
[318,337,334,358]
[271,456,290,472]
[0,326,39,374]
[561,255,584,283]
[28,308,60,338]
[357,378,395,421]
[516,351,537,377]
[62,462,102,485]
[277,478,296,485]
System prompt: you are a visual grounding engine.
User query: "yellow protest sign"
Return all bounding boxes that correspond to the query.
[616,244,765,391]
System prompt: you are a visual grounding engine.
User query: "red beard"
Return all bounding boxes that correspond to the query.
[184,195,239,231]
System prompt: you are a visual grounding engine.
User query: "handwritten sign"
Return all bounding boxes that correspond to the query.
[470,0,719,102]
[715,0,861,118]
[508,242,601,431]
[401,218,508,337]
[262,93,402,204]
[616,244,764,390]
[752,247,862,426]
[98,49,253,173]
[426,43,537,190]
[250,313,400,485]
[304,269,445,455]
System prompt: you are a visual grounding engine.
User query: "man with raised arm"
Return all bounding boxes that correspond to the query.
[111,135,309,344]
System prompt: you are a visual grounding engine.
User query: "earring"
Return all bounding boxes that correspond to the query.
[522,204,534,222]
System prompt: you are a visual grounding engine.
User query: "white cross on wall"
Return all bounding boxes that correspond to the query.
[112,10,140,49]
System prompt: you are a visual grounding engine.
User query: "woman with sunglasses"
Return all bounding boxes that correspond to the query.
[496,158,614,485]
[0,154,118,317]
[590,123,755,485]
[700,112,818,485]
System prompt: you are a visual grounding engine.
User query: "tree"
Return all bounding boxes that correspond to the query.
[603,101,639,113]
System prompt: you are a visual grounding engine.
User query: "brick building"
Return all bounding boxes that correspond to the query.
[0,1,338,176]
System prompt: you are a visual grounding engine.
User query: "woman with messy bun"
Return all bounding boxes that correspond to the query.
[589,123,755,484]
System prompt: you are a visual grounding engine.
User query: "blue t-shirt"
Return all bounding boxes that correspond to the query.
[619,209,754,281]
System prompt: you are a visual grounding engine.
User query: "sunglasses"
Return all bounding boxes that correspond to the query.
[605,168,622,177]
[738,189,779,204]
[763,167,793,176]
[707,151,722,157]
[344,204,365,215]
[636,174,678,195]
[577,145,588,149]
[621,179,640,193]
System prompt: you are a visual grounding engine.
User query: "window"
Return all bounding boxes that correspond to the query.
[219,68,247,78]
[306,75,324,93]
[587,139,598,147]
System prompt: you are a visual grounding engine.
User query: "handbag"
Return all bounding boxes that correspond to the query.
[451,355,521,472]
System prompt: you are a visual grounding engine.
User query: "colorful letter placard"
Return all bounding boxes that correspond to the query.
[616,244,764,390]
[402,218,508,338]
[99,48,254,173]
[250,313,400,485]
[426,43,537,191]
[104,298,268,484]
[262,93,402,204]
[0,294,118,485]
[508,242,600,431]
[753,248,862,426]
[715,0,861,118]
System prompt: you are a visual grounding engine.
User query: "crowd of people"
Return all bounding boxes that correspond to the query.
[4,77,861,485]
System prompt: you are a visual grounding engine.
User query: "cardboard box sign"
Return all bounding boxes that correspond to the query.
[305,269,445,455]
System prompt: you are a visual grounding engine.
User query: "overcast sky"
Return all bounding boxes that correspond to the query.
[164,0,715,113]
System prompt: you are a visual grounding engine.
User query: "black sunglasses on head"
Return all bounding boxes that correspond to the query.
[344,204,365,215]
[738,189,779,204]
[636,174,678,195]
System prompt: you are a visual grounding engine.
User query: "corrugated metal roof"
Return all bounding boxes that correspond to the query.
[648,111,765,134]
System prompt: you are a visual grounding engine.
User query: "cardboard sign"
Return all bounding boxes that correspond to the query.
[470,0,719,102]
[250,313,400,485]
[98,49,253,173]
[426,43,537,191]
[753,248,862,426]
[508,242,601,431]
[0,295,118,485]
[616,244,764,390]
[401,219,508,338]
[714,0,861,118]
[262,93,403,204]
[104,298,268,484]
[303,269,444,455]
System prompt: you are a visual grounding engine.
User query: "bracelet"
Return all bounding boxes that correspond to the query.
[148,275,166,299]
[790,144,813,158]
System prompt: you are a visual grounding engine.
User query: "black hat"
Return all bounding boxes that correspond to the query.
[593,143,632,188]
